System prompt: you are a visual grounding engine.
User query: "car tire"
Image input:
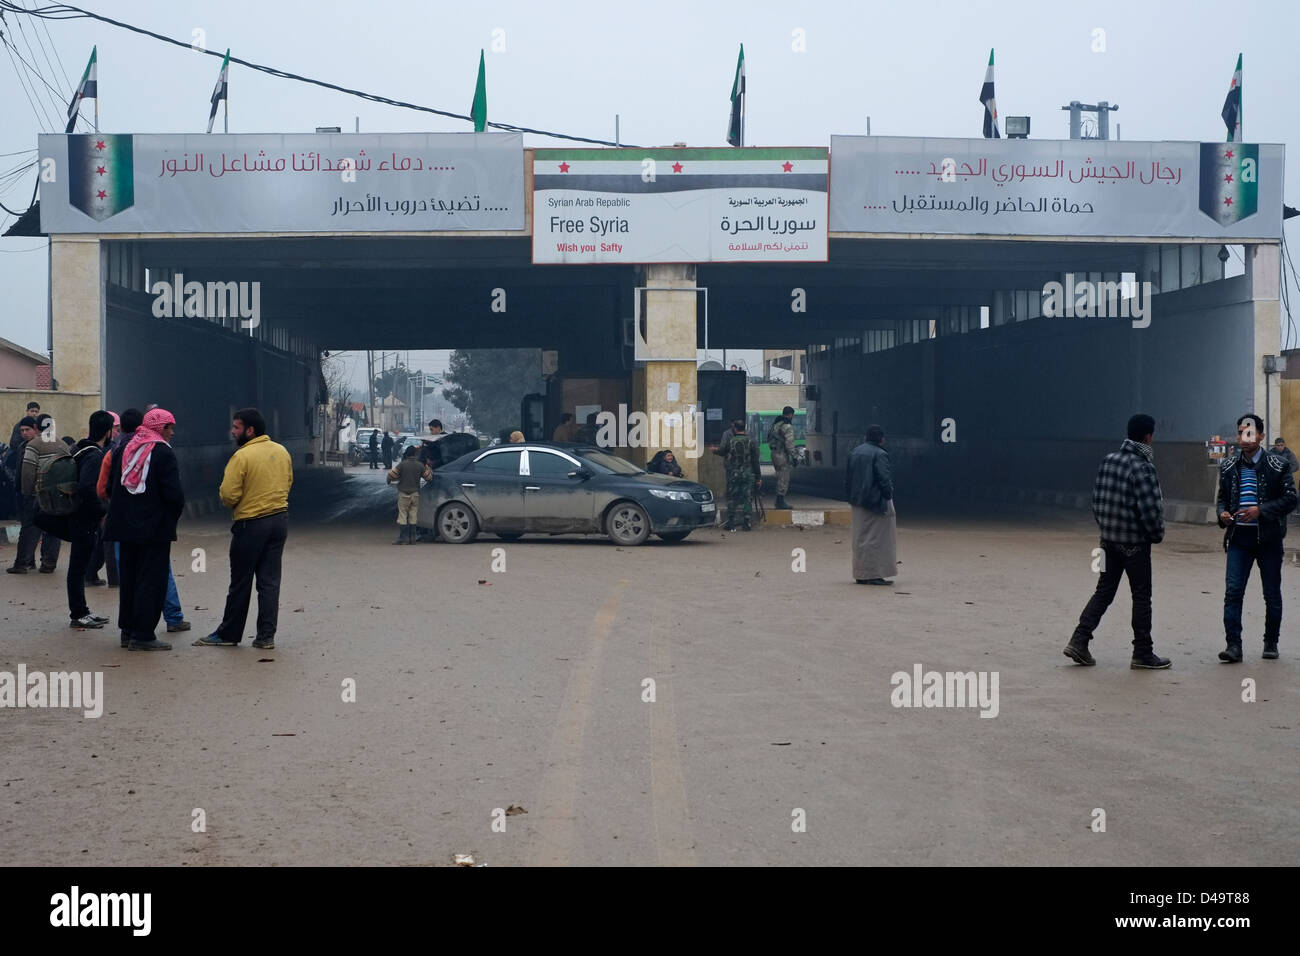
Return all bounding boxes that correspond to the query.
[495,532,524,541]
[436,502,479,544]
[606,501,651,546]
[656,530,691,543]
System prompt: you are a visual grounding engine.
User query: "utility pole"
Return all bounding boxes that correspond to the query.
[366,350,376,428]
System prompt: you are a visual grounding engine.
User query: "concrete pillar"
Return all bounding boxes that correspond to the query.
[634,264,700,482]
[49,236,103,395]
[1246,244,1282,435]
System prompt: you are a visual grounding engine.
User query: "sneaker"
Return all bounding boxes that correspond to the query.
[1262,641,1279,660]
[1218,643,1243,663]
[6,566,27,574]
[38,565,56,574]
[859,578,892,586]
[193,632,240,647]
[128,638,172,651]
[69,615,105,629]
[1063,638,1096,666]
[89,614,110,625]
[166,621,192,633]
[742,519,753,531]
[251,637,275,650]
[1130,651,1172,670]
[85,577,106,587]
[723,523,736,532]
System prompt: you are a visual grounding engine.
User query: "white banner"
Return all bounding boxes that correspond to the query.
[38,132,526,233]
[829,136,1284,240]
[533,147,828,263]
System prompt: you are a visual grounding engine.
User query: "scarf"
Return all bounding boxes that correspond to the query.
[121,408,175,494]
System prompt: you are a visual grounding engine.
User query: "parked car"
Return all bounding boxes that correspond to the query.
[418,442,715,545]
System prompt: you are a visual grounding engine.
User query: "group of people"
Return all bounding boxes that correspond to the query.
[4,401,293,652]
[1065,412,1295,669]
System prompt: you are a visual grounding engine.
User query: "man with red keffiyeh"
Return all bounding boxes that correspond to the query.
[103,408,185,651]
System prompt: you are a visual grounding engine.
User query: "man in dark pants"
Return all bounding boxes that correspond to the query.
[1064,414,1172,670]
[9,415,64,573]
[1217,413,1297,662]
[195,408,293,650]
[381,430,394,469]
[103,408,185,651]
[66,411,114,630]
[368,429,380,468]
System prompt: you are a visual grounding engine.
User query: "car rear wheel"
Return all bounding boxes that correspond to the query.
[437,502,479,544]
[495,532,524,541]
[656,530,691,543]
[606,502,651,546]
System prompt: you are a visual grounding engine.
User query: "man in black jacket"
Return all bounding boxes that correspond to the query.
[104,408,185,651]
[66,411,114,629]
[1217,413,1297,662]
[845,425,896,584]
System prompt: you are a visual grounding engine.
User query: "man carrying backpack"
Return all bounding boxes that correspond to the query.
[11,414,64,573]
[715,418,761,531]
[65,411,114,629]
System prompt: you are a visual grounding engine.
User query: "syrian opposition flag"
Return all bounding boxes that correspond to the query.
[64,46,97,133]
[471,50,487,132]
[978,49,999,138]
[726,44,745,147]
[1221,53,1241,143]
[207,49,230,133]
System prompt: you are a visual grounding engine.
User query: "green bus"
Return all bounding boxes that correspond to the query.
[747,409,807,465]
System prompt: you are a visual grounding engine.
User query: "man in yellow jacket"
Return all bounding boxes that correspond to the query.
[194,407,293,650]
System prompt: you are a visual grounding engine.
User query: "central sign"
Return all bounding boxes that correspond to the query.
[532,147,829,264]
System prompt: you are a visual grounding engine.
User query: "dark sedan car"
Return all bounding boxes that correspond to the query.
[418,443,716,545]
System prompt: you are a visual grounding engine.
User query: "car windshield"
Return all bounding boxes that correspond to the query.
[576,449,646,475]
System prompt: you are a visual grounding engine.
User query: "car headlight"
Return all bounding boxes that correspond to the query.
[648,488,693,501]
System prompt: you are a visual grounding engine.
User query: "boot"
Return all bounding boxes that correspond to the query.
[394,527,406,544]
[407,525,417,545]
[774,495,789,510]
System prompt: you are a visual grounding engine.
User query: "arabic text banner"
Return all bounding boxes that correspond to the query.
[829,136,1283,240]
[533,147,829,263]
[38,132,526,233]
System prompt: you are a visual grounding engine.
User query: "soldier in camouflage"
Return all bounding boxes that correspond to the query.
[768,405,797,510]
[715,418,761,531]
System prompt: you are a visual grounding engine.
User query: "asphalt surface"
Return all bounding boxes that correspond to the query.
[2,467,1297,866]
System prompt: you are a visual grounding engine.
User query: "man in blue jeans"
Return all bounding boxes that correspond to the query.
[1217,413,1296,662]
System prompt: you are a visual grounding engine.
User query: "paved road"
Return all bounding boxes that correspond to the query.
[2,472,1297,866]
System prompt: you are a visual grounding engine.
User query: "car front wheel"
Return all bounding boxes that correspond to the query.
[437,502,480,544]
[606,502,651,546]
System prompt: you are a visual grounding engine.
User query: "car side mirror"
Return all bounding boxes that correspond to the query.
[568,468,591,480]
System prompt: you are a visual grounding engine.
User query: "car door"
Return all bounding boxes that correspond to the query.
[522,448,597,533]
[458,449,526,532]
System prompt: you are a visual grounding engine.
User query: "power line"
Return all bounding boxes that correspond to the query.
[0,1,644,147]
[0,25,59,130]
[9,0,67,121]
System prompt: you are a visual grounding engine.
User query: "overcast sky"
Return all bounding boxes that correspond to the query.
[2,0,1298,374]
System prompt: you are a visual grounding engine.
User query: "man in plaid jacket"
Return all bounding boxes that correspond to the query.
[1216,413,1297,662]
[1064,414,1172,670]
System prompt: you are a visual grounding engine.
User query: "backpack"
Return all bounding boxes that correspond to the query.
[35,445,80,516]
[725,433,754,472]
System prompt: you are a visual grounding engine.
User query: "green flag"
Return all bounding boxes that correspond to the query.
[471,50,487,132]
[727,44,745,146]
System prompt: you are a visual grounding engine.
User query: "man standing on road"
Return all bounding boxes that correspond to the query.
[15,414,65,573]
[66,411,114,630]
[368,428,380,469]
[768,406,797,511]
[718,418,760,531]
[1217,414,1297,662]
[1270,436,1298,477]
[381,430,394,470]
[387,445,431,544]
[1064,414,1171,669]
[103,407,185,651]
[846,425,897,586]
[195,408,293,650]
